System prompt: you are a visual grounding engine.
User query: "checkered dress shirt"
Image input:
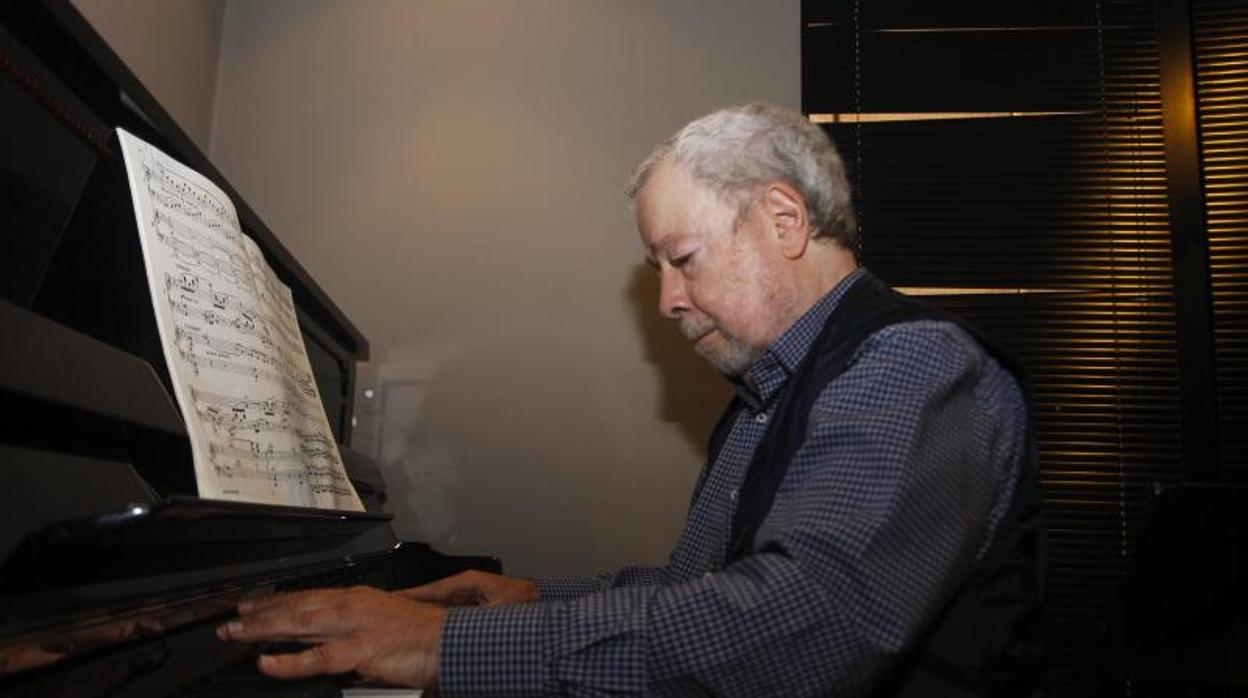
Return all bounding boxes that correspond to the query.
[439,268,1029,696]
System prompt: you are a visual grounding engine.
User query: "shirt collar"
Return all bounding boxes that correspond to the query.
[732,267,867,412]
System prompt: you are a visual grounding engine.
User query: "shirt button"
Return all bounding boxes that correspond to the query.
[755,412,769,424]
[730,488,739,501]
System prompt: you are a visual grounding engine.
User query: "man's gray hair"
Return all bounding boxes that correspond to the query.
[626,103,859,254]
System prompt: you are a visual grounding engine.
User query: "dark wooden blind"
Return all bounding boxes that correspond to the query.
[1193,0,1248,482]
[803,1,1182,694]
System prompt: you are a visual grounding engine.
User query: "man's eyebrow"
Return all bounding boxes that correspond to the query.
[649,235,689,258]
[643,233,696,269]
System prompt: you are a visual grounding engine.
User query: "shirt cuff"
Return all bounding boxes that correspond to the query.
[439,603,550,696]
[531,575,605,601]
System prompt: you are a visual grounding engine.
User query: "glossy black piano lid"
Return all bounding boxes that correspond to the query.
[0,497,392,596]
[0,497,400,685]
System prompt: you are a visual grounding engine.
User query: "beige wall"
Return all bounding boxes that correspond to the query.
[71,0,225,150]
[208,0,799,577]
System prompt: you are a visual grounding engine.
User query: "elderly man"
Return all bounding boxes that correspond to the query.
[219,104,1043,695]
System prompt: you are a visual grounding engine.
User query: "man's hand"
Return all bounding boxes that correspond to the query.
[399,570,538,607]
[216,586,444,688]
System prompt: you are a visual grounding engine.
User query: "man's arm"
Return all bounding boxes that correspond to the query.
[531,564,679,600]
[438,321,1025,695]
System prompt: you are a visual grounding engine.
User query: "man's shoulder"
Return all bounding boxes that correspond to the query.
[808,318,1025,418]
[850,318,988,376]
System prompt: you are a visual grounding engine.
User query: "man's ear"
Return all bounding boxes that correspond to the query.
[763,181,812,260]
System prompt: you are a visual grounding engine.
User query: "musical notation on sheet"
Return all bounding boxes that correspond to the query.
[117,128,362,510]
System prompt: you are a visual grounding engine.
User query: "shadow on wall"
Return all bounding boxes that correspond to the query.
[375,340,615,575]
[368,265,730,576]
[625,263,731,453]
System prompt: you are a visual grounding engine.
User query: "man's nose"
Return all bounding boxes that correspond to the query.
[658,268,688,320]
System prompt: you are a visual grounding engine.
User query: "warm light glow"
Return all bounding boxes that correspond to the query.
[808,111,1089,124]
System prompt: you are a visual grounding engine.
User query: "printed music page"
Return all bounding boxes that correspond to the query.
[117,127,363,511]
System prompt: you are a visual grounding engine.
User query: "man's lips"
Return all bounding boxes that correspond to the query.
[688,324,718,347]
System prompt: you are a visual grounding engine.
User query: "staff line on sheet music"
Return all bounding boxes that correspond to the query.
[154,210,248,272]
[165,271,303,349]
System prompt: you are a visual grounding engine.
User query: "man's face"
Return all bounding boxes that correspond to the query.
[637,159,794,377]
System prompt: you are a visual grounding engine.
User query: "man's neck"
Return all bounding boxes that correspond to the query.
[786,242,859,327]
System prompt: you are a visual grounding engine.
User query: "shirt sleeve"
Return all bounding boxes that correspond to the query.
[438,321,1023,696]
[533,564,678,602]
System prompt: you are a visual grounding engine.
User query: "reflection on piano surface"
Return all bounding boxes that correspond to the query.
[0,2,497,695]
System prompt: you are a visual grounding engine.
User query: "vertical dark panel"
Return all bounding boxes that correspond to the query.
[1192,0,1248,483]
[1157,0,1222,481]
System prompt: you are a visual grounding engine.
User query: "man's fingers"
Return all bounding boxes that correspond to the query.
[256,643,358,679]
[396,581,441,601]
[398,573,479,605]
[218,605,351,643]
[239,588,338,615]
[215,586,445,688]
[398,582,465,604]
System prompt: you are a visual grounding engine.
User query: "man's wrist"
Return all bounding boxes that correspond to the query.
[425,604,446,690]
[438,603,549,695]
[530,575,603,601]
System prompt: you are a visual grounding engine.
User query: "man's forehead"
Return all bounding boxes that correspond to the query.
[637,161,718,245]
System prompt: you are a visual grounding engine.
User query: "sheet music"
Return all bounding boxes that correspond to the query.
[117,128,363,511]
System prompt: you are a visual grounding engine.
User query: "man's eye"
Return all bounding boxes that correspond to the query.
[672,253,694,269]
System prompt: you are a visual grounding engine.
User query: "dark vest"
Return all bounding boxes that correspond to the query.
[705,271,1045,696]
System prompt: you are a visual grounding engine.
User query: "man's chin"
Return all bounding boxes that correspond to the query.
[695,339,755,377]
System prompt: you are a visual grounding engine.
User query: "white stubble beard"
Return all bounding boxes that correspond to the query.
[680,316,759,377]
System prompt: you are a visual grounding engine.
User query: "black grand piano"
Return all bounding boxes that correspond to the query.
[0,2,496,695]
